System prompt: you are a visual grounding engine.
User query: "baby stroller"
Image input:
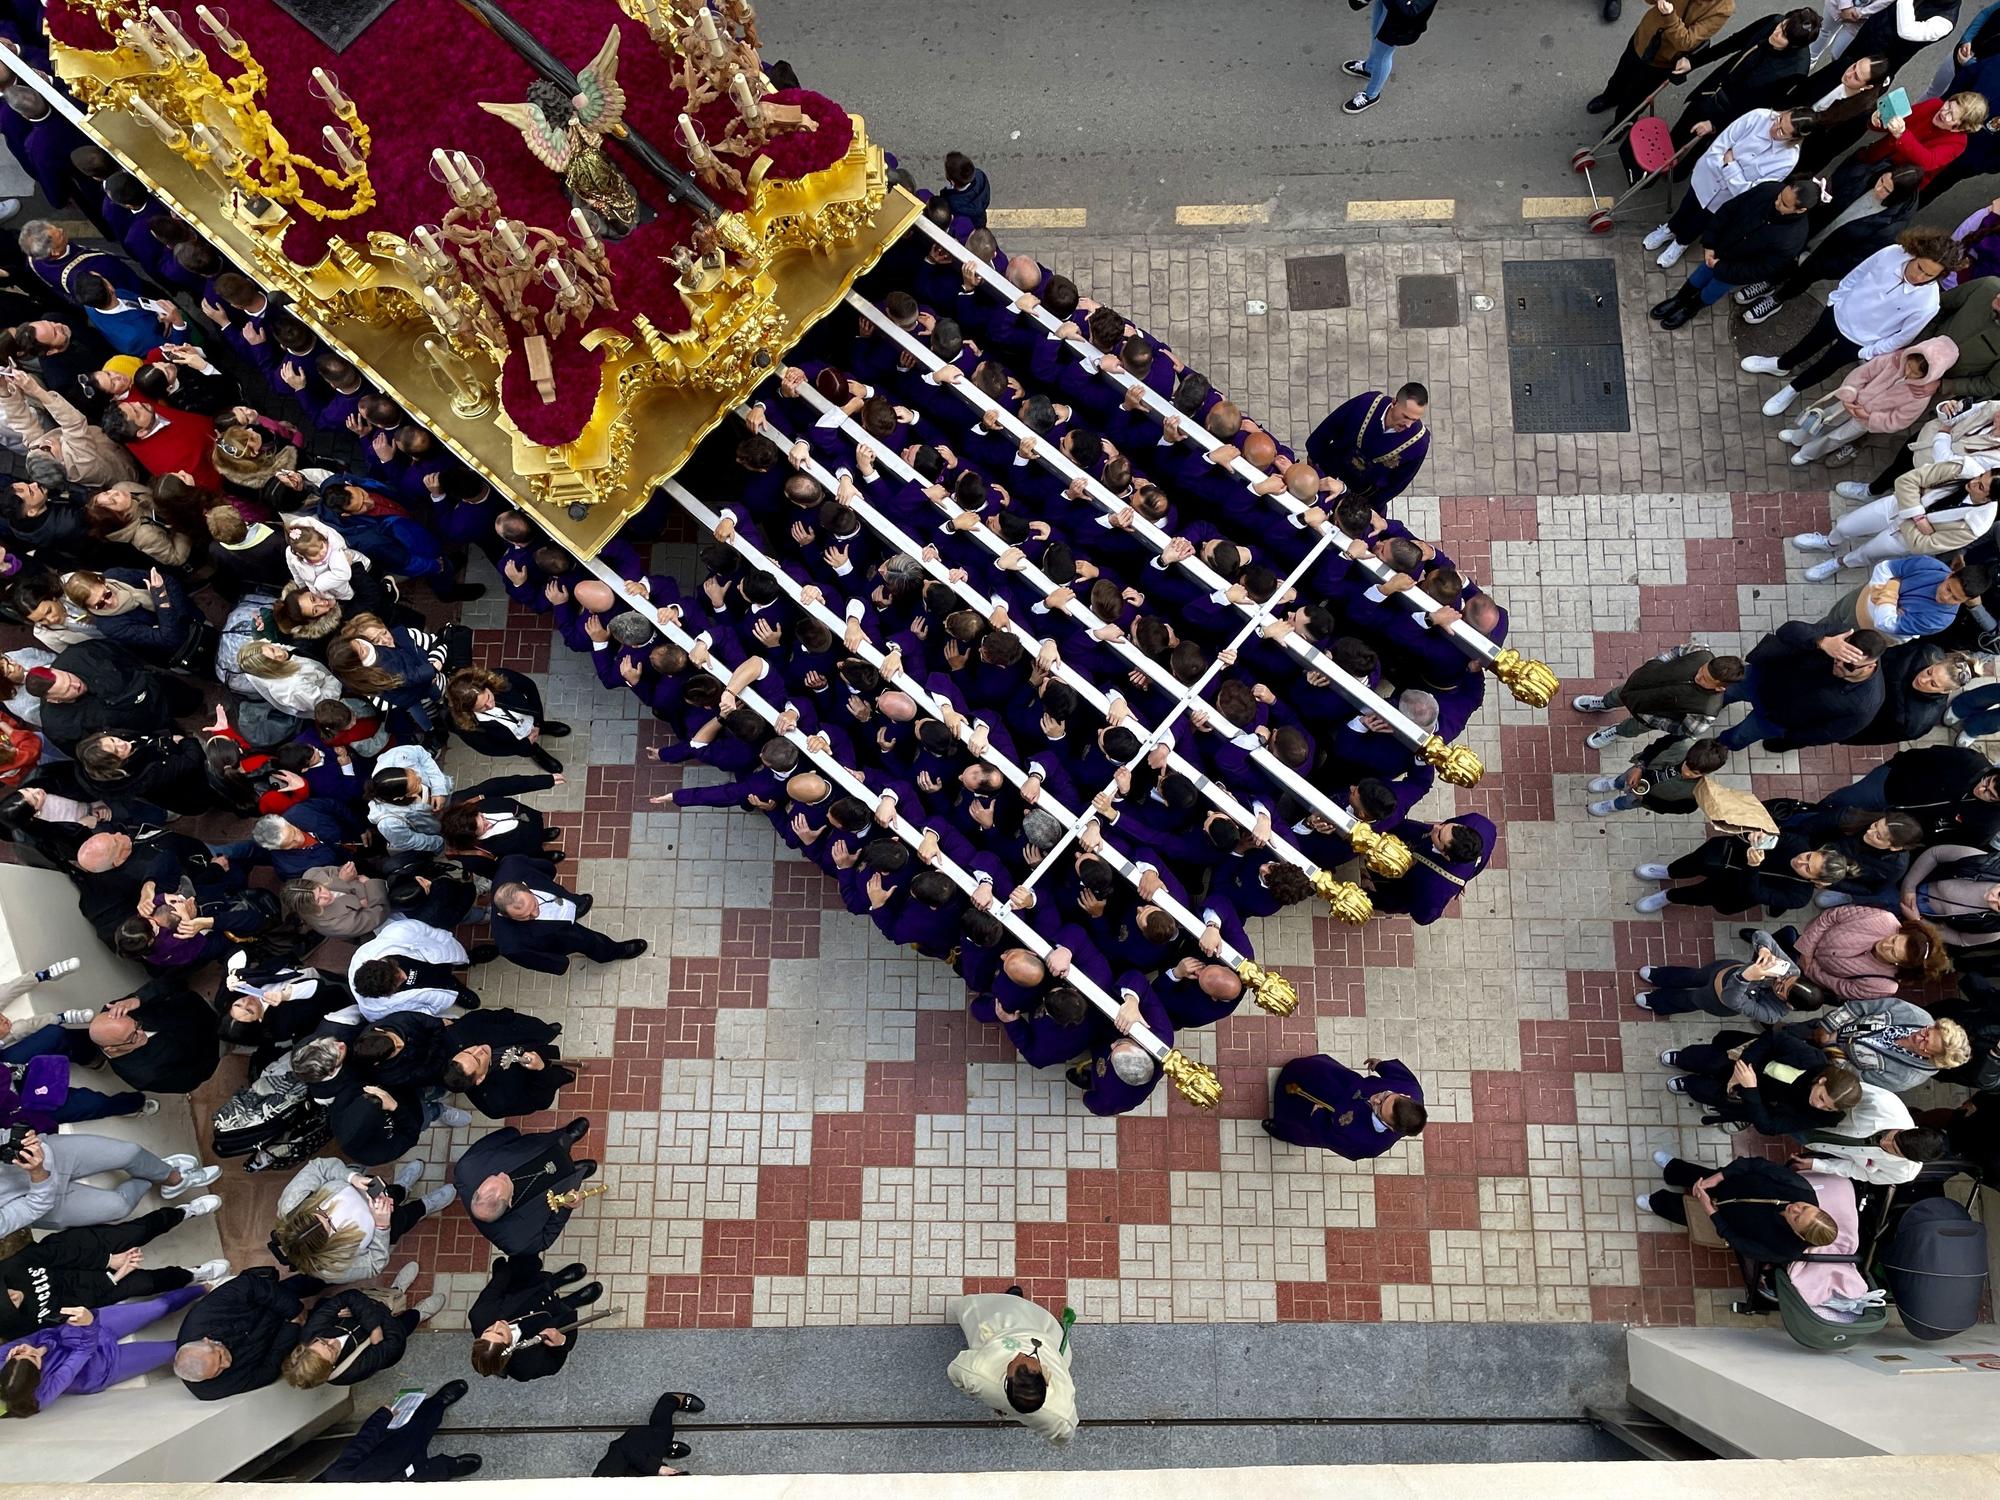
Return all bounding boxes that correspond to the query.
[1878,1196,1990,1340]
[1570,82,1702,235]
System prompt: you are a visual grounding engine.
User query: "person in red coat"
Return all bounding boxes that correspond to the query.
[99,398,220,491]
[1856,92,1987,190]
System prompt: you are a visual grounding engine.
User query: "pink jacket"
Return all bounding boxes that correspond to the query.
[1836,336,1958,433]
[1794,904,1901,1001]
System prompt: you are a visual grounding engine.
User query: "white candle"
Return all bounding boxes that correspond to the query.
[422,285,463,328]
[129,94,182,144]
[431,147,465,197]
[194,5,238,50]
[452,151,483,197]
[638,0,662,29]
[729,70,760,122]
[548,258,578,300]
[569,208,600,254]
[192,124,237,172]
[415,224,447,266]
[677,111,709,163]
[698,8,725,58]
[495,218,527,263]
[121,21,171,68]
[147,6,200,61]
[310,67,348,114]
[321,125,361,173]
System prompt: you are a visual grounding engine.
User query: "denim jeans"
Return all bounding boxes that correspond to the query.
[1954,682,2000,738]
[1719,706,1780,751]
[1686,263,1739,306]
[1364,0,1398,99]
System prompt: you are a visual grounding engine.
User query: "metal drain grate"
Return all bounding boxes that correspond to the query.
[1285,255,1351,311]
[1397,274,1461,329]
[1501,259,1630,433]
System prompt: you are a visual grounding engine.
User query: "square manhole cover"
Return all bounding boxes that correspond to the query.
[1398,274,1461,329]
[1285,254,1350,311]
[1501,258,1630,434]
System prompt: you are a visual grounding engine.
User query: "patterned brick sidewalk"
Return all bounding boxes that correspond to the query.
[372,231,1891,1329]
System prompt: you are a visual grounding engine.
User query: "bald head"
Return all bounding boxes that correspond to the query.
[877,689,918,722]
[88,1012,140,1049]
[470,1173,512,1222]
[1243,431,1278,469]
[77,832,131,874]
[1001,949,1046,987]
[1196,964,1244,1001]
[1282,463,1320,502]
[573,580,616,613]
[786,771,830,804]
[1006,255,1042,292]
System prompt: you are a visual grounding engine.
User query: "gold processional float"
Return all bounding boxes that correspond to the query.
[35,0,1557,1106]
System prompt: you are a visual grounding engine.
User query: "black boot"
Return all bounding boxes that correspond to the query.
[1660,290,1703,330]
[1602,0,1621,21]
[1649,287,1692,321]
[447,1455,484,1478]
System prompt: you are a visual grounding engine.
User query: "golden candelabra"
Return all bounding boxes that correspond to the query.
[101,6,372,223]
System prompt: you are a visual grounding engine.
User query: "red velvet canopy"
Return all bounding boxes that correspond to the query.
[46,0,854,445]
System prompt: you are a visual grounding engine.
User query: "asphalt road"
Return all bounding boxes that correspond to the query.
[753,0,1966,230]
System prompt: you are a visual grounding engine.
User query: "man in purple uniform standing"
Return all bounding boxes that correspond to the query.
[1305,383,1432,510]
[1264,1053,1427,1159]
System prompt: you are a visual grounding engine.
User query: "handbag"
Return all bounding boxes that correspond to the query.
[1694,778,1779,837]
[1687,1194,1793,1249]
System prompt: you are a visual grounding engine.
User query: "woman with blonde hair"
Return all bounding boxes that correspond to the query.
[270,1157,454,1285]
[234,637,342,719]
[1793,998,1973,1091]
[280,1286,443,1391]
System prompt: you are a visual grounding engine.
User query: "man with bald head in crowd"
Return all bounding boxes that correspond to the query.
[454,1119,598,1256]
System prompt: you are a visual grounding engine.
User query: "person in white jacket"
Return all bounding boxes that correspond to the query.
[1794,454,2000,576]
[235,639,346,719]
[285,514,369,602]
[1646,108,1814,269]
[1790,1082,1946,1184]
[1743,229,1966,415]
[945,1290,1077,1445]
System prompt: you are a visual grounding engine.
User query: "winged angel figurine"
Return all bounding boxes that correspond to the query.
[479,29,644,239]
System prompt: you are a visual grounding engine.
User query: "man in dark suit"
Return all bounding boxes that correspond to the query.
[314,1382,481,1482]
[172,1266,316,1400]
[489,854,647,974]
[454,1118,596,1255]
[1264,1052,1427,1159]
[467,1251,601,1383]
[85,981,220,1094]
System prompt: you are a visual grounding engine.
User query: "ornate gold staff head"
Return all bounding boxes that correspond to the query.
[1492,647,1561,708]
[1160,1049,1221,1110]
[1420,735,1484,788]
[1345,822,1412,879]
[1310,870,1374,925]
[1234,958,1298,1017]
[547,1181,609,1211]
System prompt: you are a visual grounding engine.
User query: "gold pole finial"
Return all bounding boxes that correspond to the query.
[1309,870,1374,924]
[1492,648,1560,708]
[1161,1049,1221,1110]
[1235,958,1299,1017]
[1346,821,1412,878]
[1419,735,1484,787]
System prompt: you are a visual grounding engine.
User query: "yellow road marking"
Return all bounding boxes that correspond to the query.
[1521,195,1599,219]
[1175,202,1272,226]
[1345,197,1455,222]
[987,207,1088,229]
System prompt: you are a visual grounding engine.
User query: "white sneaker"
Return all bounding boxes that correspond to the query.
[1741,355,1786,376]
[1761,383,1799,417]
[162,1165,220,1200]
[391,1262,420,1294]
[1944,705,1960,726]
[1655,240,1687,270]
[1833,481,1877,502]
[1666,1075,1690,1094]
[1586,725,1623,749]
[1638,965,1657,981]
[393,1159,424,1192]
[139,1098,161,1116]
[1653,1148,1673,1169]
[1588,776,1621,793]
[1959,730,1984,749]
[1779,428,1805,446]
[1635,862,1671,880]
[1633,991,1654,1009]
[161,1153,200,1175]
[1588,799,1623,816]
[1636,1192,1655,1214]
[58,1007,93,1025]
[1804,558,1842,582]
[1659,1048,1680,1068]
[191,1257,231,1282]
[1642,223,1674,251]
[421,1184,458,1215]
[1572,693,1608,712]
[1635,890,1670,914]
[435,1105,473,1128]
[178,1194,223,1220]
[1789,447,1819,467]
[415,1292,446,1322]
[1790,532,1833,552]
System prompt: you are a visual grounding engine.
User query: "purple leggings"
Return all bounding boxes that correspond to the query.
[98,1284,205,1385]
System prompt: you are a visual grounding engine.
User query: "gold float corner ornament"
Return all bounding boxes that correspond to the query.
[1420,735,1484,788]
[1493,647,1560,708]
[1310,870,1374,925]
[1235,958,1299,1017]
[1161,1050,1221,1110]
[1346,820,1411,879]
